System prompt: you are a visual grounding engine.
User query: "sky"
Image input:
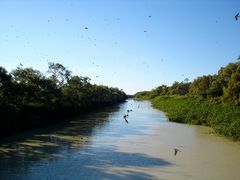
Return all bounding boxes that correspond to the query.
[0,0,240,94]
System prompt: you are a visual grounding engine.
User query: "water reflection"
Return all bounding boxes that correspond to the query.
[0,104,118,178]
[0,100,171,179]
[1,100,240,180]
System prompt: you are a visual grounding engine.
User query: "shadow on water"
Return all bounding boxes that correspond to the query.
[0,105,118,174]
[0,145,173,179]
[0,146,172,180]
[19,146,172,180]
[72,147,173,179]
[0,100,172,179]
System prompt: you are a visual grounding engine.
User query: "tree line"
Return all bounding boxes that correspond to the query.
[0,63,127,138]
[135,59,240,103]
[134,58,240,140]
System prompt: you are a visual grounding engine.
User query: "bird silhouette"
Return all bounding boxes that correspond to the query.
[235,13,240,20]
[123,115,128,123]
[85,27,88,30]
[174,148,181,156]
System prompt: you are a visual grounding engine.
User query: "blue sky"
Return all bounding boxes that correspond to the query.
[0,0,240,94]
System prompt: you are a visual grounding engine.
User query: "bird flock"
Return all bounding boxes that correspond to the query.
[122,102,182,156]
[123,109,133,124]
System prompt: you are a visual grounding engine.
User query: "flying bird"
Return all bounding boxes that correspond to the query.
[123,115,128,123]
[235,13,240,20]
[85,27,88,30]
[174,148,181,156]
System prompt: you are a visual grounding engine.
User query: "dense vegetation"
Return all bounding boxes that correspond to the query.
[135,59,240,140]
[0,63,127,138]
[152,96,240,140]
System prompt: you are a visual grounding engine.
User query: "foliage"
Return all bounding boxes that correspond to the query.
[134,58,240,141]
[135,59,240,102]
[134,82,190,100]
[0,63,127,138]
[152,96,240,141]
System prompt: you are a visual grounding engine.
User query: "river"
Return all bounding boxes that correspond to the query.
[0,99,240,180]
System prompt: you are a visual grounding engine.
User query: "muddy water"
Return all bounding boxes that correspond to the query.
[0,100,240,180]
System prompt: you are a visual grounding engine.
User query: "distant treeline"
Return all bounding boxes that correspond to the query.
[135,60,240,102]
[135,60,240,140]
[0,63,127,138]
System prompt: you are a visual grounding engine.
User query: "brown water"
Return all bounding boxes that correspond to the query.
[0,100,240,180]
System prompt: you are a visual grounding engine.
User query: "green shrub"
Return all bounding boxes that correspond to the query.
[152,96,240,141]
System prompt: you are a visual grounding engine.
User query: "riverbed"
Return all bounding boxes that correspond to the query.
[1,99,240,180]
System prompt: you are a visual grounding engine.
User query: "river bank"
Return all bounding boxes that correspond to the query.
[0,99,127,139]
[151,96,240,141]
[0,63,127,139]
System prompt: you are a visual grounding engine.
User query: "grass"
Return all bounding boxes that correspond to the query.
[151,96,240,141]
